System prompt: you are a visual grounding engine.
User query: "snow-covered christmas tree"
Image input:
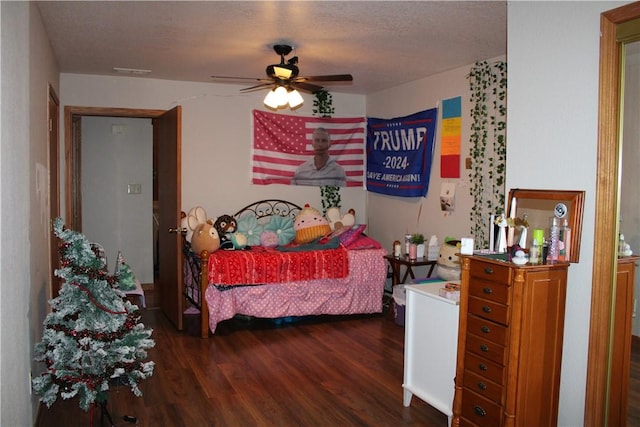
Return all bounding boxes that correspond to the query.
[32,218,155,414]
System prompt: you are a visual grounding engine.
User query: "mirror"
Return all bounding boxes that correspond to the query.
[507,189,585,263]
[588,5,640,424]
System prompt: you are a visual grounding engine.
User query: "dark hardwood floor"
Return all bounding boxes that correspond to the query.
[34,288,640,427]
[35,292,448,427]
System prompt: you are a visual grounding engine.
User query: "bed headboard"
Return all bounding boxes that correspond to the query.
[233,199,302,223]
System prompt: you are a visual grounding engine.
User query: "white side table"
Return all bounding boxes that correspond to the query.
[403,282,459,427]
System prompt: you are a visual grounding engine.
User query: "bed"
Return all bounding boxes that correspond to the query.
[182,199,388,338]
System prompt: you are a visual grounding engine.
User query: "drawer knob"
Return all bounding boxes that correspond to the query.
[482,305,492,313]
[477,382,487,390]
[479,363,488,371]
[481,326,491,333]
[480,344,489,352]
[483,287,493,294]
[474,406,487,417]
[484,267,493,274]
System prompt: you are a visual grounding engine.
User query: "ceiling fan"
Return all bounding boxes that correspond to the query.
[211,44,353,95]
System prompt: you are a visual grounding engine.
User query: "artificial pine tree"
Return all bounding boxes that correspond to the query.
[32,218,155,417]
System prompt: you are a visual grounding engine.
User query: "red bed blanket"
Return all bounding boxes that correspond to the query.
[207,246,350,285]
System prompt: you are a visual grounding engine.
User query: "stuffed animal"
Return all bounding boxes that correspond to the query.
[326,207,356,231]
[436,239,461,281]
[293,204,332,244]
[230,232,248,250]
[213,214,237,250]
[184,206,208,243]
[190,221,220,255]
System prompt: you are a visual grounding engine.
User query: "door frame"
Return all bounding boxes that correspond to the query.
[586,2,640,425]
[49,86,61,299]
[63,106,166,232]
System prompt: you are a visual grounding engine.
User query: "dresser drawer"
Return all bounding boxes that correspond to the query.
[467,314,507,345]
[463,370,503,403]
[460,389,503,427]
[468,279,510,305]
[469,259,511,285]
[468,296,509,325]
[466,333,507,365]
[464,352,505,385]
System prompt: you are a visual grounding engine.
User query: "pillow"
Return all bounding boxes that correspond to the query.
[236,213,264,246]
[260,230,280,248]
[344,234,382,250]
[327,224,354,239]
[337,224,367,247]
[293,204,331,244]
[263,215,296,246]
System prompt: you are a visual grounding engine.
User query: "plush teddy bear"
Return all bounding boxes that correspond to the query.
[190,221,221,255]
[213,214,237,250]
[293,204,332,244]
[325,207,356,231]
[436,239,461,281]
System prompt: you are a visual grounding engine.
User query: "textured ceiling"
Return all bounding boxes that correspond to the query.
[36,1,507,95]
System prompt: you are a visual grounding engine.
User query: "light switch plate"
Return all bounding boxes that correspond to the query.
[127,184,142,194]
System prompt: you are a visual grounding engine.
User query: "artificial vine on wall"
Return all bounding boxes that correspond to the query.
[313,90,341,214]
[468,60,507,249]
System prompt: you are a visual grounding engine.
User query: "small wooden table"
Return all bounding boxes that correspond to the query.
[384,254,437,286]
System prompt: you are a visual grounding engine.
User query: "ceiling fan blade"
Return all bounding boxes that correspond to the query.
[211,75,272,83]
[240,83,274,92]
[291,81,324,93]
[295,74,353,82]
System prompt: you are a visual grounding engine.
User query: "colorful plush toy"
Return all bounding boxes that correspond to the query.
[190,221,220,255]
[213,214,237,250]
[293,204,332,244]
[436,239,461,281]
[326,207,356,231]
[230,232,248,250]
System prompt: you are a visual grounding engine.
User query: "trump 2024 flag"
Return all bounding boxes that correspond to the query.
[252,110,366,187]
[366,108,437,197]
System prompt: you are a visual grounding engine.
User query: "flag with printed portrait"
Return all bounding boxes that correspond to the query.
[252,110,366,187]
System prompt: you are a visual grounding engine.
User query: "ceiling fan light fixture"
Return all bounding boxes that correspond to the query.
[263,89,280,109]
[287,89,304,109]
[273,65,293,79]
[274,86,289,107]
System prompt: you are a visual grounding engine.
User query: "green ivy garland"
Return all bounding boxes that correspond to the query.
[313,90,341,214]
[468,60,507,249]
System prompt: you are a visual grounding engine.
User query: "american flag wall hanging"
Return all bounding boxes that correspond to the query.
[252,109,366,187]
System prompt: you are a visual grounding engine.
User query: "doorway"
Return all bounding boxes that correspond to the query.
[64,106,184,329]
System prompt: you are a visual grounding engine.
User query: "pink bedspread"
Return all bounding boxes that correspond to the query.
[204,248,387,334]
[207,245,349,285]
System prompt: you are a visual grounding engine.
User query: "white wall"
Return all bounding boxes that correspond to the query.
[60,75,368,223]
[1,2,60,425]
[366,59,504,271]
[82,116,154,283]
[507,2,627,426]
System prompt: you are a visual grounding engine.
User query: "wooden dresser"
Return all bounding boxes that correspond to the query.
[452,255,569,427]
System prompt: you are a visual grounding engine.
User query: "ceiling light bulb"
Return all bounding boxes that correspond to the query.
[288,89,304,109]
[263,89,279,109]
[274,86,288,107]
